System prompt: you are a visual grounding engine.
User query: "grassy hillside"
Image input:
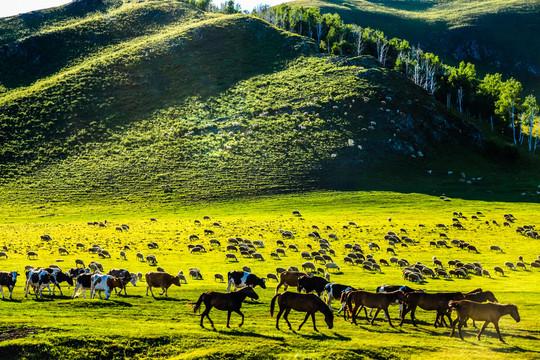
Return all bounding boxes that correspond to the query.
[287,0,540,94]
[0,0,538,205]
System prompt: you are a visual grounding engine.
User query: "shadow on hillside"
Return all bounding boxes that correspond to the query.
[151,297,186,302]
[294,331,351,341]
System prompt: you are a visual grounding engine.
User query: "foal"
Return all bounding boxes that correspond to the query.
[449,300,520,343]
[193,287,258,328]
[271,291,334,331]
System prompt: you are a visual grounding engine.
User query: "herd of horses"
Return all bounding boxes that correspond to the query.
[193,283,520,343]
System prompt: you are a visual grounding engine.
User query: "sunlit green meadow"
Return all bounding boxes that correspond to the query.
[0,191,539,359]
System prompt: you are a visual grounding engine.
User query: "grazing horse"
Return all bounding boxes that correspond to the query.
[193,287,258,328]
[270,291,333,332]
[449,300,520,343]
[345,290,407,327]
[400,291,464,327]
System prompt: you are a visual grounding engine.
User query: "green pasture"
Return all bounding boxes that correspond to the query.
[0,191,539,359]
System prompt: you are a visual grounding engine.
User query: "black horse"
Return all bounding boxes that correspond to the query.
[193,287,258,328]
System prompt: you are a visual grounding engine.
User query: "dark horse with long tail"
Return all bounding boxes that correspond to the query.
[270,291,333,332]
[193,287,258,328]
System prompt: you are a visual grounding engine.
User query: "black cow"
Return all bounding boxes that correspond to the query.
[227,271,266,293]
[0,271,19,299]
[72,273,93,299]
[44,268,74,296]
[297,275,329,297]
[324,283,356,313]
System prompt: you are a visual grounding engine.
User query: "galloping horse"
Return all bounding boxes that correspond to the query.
[449,300,520,343]
[271,291,333,331]
[193,287,258,328]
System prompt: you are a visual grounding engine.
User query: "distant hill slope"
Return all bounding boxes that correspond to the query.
[0,0,537,203]
[287,0,540,94]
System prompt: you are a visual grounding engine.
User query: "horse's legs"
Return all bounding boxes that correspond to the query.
[201,306,214,328]
[457,320,465,340]
[311,313,318,332]
[371,308,381,325]
[275,282,282,295]
[449,318,459,337]
[400,305,413,326]
[226,310,232,328]
[350,303,361,325]
[275,307,285,330]
[283,308,293,330]
[298,312,310,331]
[493,321,505,343]
[477,321,490,341]
[235,310,244,327]
[384,308,394,327]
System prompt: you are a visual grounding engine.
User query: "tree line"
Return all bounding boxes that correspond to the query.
[249,4,539,153]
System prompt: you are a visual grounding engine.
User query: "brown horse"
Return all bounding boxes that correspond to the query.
[463,289,498,328]
[345,290,406,327]
[400,291,464,327]
[270,291,334,331]
[193,287,258,328]
[449,300,520,343]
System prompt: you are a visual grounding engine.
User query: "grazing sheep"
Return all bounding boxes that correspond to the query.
[325,262,340,272]
[531,262,540,269]
[157,267,165,272]
[150,218,157,222]
[343,257,354,265]
[267,273,279,282]
[276,248,286,257]
[137,272,143,281]
[226,253,238,262]
[368,242,380,251]
[136,252,144,262]
[189,268,203,280]
[75,259,85,268]
[0,252,10,259]
[516,261,527,270]
[242,266,251,273]
[27,251,38,260]
[482,269,491,278]
[467,245,479,253]
[119,251,127,260]
[288,266,299,272]
[288,244,298,252]
[504,261,516,270]
[494,267,505,276]
[302,262,316,271]
[276,267,287,274]
[490,245,503,252]
[254,240,265,248]
[146,255,158,265]
[252,253,265,261]
[270,252,280,260]
[214,274,224,282]
[386,247,396,255]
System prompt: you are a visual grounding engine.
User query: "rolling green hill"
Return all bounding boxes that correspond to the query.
[286,0,540,95]
[0,0,538,204]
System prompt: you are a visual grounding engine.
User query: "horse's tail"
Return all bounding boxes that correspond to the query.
[270,293,280,317]
[345,291,354,317]
[193,293,206,313]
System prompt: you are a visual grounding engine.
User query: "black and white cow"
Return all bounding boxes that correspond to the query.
[297,275,329,297]
[324,282,356,313]
[107,269,137,295]
[72,273,93,299]
[0,271,19,299]
[227,271,266,293]
[25,269,52,298]
[44,268,73,296]
[68,267,90,280]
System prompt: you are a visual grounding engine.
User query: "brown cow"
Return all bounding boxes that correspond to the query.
[145,272,182,297]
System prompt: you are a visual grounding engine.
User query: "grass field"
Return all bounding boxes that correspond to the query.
[0,191,539,359]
